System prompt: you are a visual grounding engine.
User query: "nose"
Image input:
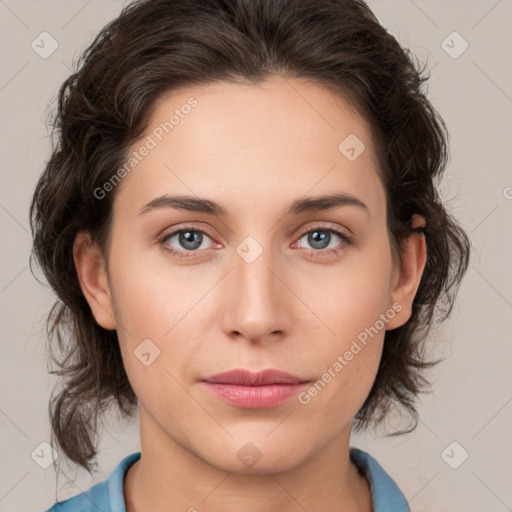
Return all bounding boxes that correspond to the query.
[221,239,292,345]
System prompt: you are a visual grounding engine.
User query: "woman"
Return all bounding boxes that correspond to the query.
[31,0,471,510]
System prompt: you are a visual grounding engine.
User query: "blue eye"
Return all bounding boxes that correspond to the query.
[160,228,214,257]
[294,225,352,258]
[159,224,352,259]
[297,228,347,251]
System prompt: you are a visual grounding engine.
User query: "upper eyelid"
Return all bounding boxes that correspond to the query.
[296,222,349,237]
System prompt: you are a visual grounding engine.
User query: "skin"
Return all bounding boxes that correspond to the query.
[74,76,426,512]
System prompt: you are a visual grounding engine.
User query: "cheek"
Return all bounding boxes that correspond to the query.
[296,287,386,433]
[303,244,394,343]
[107,243,219,410]
[108,239,207,339]
[294,243,393,406]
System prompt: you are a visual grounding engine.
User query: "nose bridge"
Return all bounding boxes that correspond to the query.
[222,235,287,341]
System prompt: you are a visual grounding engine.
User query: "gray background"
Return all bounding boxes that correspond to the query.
[0,0,511,510]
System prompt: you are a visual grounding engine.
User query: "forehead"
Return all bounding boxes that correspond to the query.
[114,77,385,221]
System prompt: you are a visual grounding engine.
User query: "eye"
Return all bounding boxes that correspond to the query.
[158,223,353,259]
[159,227,216,258]
[294,224,352,256]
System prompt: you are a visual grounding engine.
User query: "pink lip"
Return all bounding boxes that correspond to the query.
[201,369,310,409]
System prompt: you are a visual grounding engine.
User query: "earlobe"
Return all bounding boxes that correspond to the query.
[386,214,427,330]
[73,231,117,330]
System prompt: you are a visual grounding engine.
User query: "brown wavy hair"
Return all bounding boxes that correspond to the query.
[29,0,471,475]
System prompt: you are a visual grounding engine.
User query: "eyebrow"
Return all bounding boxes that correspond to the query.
[138,192,369,217]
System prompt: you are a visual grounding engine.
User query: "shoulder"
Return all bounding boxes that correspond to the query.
[43,452,141,512]
[44,478,108,512]
[350,447,410,512]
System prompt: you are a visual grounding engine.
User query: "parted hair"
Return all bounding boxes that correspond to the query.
[30,0,471,474]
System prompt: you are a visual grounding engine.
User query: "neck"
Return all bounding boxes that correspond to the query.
[124,408,372,512]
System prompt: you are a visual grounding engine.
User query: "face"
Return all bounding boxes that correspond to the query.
[77,76,422,474]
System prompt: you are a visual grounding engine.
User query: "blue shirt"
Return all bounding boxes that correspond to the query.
[45,447,410,511]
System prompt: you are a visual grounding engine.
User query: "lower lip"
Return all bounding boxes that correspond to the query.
[201,382,309,408]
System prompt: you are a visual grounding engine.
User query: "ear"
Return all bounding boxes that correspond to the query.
[386,214,427,330]
[73,230,117,330]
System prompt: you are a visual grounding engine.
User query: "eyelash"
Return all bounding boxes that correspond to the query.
[159,223,353,259]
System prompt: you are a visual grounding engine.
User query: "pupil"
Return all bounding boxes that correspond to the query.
[180,231,202,250]
[309,230,329,249]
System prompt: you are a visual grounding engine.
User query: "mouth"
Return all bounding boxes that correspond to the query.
[200,369,311,409]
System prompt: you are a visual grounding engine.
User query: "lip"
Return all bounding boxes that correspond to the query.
[202,369,307,385]
[200,369,311,409]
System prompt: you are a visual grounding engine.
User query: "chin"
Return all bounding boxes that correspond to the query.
[194,437,312,475]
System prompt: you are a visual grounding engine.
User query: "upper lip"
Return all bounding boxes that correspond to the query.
[201,369,308,385]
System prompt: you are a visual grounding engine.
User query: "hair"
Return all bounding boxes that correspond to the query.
[30,0,471,475]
